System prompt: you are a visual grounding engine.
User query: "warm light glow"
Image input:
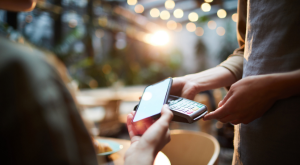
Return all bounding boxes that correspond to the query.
[136,31,146,41]
[201,3,211,12]
[217,9,227,18]
[135,4,144,13]
[232,13,238,22]
[127,0,137,5]
[160,10,170,20]
[207,20,216,29]
[165,0,175,10]
[150,8,160,18]
[204,0,213,2]
[216,27,225,36]
[186,22,196,32]
[188,12,199,22]
[143,34,152,43]
[175,23,182,32]
[173,9,184,18]
[195,27,204,36]
[150,31,170,46]
[167,20,177,30]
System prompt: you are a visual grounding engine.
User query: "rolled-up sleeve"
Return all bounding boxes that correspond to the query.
[219,0,247,81]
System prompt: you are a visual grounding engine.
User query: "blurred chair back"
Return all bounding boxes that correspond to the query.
[161,130,220,165]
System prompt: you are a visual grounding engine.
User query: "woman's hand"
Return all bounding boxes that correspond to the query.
[171,67,237,100]
[204,75,279,124]
[125,105,173,165]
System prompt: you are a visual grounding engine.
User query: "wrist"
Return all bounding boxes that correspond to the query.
[125,143,156,165]
[185,67,237,91]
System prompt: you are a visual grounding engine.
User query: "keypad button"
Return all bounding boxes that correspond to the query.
[192,107,199,111]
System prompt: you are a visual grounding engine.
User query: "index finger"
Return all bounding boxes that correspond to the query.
[143,105,173,137]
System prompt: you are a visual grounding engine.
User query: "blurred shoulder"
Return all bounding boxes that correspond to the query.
[0,36,58,80]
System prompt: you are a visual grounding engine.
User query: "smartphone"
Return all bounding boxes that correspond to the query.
[132,78,172,133]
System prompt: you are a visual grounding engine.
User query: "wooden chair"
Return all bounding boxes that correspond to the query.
[161,130,220,165]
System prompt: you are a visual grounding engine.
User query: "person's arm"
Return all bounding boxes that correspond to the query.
[171,0,247,99]
[171,67,237,100]
[204,69,300,124]
[125,105,173,165]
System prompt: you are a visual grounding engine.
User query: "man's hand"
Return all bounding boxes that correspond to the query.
[171,67,237,100]
[204,75,280,124]
[125,105,173,165]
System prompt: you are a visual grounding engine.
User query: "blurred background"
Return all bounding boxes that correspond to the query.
[0,0,239,164]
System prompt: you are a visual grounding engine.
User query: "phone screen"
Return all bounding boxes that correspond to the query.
[133,78,171,122]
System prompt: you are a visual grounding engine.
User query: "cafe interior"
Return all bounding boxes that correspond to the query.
[1,0,239,164]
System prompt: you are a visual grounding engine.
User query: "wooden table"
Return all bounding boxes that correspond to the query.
[96,137,170,165]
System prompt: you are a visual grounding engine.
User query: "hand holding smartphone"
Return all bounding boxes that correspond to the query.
[132,78,172,134]
[132,77,208,134]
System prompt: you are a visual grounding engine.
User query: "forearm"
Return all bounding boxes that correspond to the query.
[183,67,237,91]
[269,69,300,100]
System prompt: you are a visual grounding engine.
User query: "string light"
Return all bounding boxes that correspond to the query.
[150,8,160,18]
[207,20,216,29]
[217,9,227,18]
[135,4,144,13]
[216,27,225,36]
[186,22,196,32]
[201,3,211,12]
[188,12,199,22]
[195,27,204,36]
[165,0,175,10]
[160,10,170,20]
[173,9,184,18]
[127,0,137,5]
[232,13,238,22]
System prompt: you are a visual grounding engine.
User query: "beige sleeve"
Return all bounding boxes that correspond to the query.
[219,0,247,81]
[219,49,244,80]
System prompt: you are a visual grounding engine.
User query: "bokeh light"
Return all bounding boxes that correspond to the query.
[216,27,225,36]
[150,31,170,46]
[232,13,238,22]
[205,0,213,2]
[150,8,160,18]
[195,27,204,36]
[207,20,216,29]
[201,3,211,12]
[68,19,77,28]
[173,9,184,18]
[135,4,144,13]
[188,12,199,22]
[186,22,196,32]
[160,10,170,20]
[167,20,177,30]
[165,0,175,10]
[217,9,227,18]
[127,0,137,6]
